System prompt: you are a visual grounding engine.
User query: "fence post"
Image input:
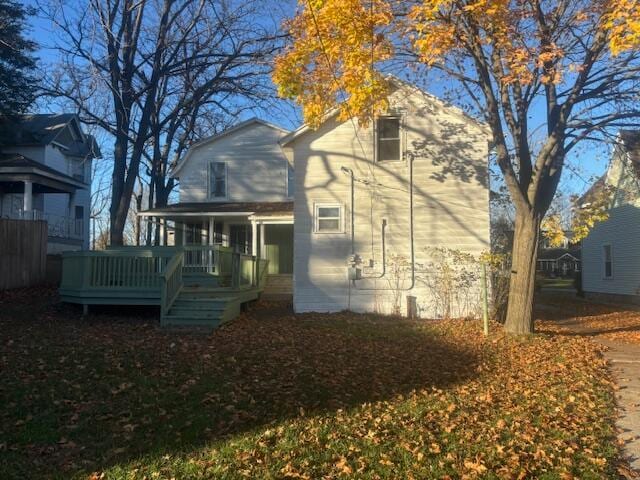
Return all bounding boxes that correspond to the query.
[481,262,489,336]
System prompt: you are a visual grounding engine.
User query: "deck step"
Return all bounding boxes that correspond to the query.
[168,307,224,317]
[162,315,222,327]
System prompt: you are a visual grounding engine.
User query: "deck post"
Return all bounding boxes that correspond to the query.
[259,223,265,258]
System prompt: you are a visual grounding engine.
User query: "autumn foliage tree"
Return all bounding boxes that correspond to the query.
[274,0,640,334]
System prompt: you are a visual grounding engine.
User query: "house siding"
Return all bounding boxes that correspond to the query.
[178,123,291,203]
[582,203,640,297]
[288,86,491,318]
[582,140,640,300]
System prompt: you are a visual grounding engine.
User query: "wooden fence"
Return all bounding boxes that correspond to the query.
[0,219,47,290]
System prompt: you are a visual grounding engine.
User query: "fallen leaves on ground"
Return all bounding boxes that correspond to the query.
[536,294,640,344]
[0,288,626,479]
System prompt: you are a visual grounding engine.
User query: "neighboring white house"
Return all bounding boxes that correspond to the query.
[0,114,99,253]
[582,131,640,303]
[142,78,492,316]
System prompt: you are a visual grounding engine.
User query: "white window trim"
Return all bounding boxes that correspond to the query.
[314,203,344,234]
[375,115,404,163]
[602,243,613,280]
[208,161,228,200]
[285,161,294,199]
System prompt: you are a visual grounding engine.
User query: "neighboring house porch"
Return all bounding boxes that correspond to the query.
[0,153,87,248]
[139,201,294,299]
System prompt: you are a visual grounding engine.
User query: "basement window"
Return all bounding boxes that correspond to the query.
[314,203,343,233]
[376,116,401,161]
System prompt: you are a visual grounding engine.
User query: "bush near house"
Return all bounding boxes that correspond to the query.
[0,288,624,479]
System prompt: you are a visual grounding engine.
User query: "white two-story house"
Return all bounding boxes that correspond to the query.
[0,114,99,253]
[142,78,491,316]
[141,119,295,298]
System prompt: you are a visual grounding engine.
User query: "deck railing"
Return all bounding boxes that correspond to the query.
[60,248,175,294]
[60,246,267,301]
[160,251,184,321]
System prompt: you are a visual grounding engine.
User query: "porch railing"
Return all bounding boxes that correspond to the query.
[160,251,184,323]
[19,210,84,240]
[60,246,268,300]
[60,249,175,293]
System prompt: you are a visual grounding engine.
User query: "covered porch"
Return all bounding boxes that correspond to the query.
[139,202,294,299]
[0,153,87,246]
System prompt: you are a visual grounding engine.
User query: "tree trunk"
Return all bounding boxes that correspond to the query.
[504,212,542,334]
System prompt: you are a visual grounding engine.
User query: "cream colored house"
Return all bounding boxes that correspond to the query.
[141,79,491,316]
[281,79,491,317]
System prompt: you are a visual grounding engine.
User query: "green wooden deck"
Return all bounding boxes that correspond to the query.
[60,246,268,328]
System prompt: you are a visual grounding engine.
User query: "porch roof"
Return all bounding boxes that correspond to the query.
[139,201,294,218]
[0,153,87,193]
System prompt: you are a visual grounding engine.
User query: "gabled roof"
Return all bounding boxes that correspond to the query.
[619,130,640,176]
[279,75,490,147]
[538,248,581,261]
[0,113,101,159]
[172,118,290,177]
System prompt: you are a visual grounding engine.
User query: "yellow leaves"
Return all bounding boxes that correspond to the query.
[541,214,567,248]
[273,0,394,127]
[571,185,612,243]
[604,0,640,56]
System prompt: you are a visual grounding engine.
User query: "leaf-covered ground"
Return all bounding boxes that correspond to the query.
[0,288,625,479]
[537,294,640,345]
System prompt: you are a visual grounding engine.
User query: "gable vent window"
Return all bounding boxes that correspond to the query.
[376,116,401,161]
[603,244,613,279]
[314,203,343,233]
[209,162,227,199]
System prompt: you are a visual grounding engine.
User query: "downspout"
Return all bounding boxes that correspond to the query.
[341,166,355,255]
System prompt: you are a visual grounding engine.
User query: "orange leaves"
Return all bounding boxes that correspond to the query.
[273,0,394,127]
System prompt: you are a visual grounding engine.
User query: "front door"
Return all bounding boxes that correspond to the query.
[229,224,252,253]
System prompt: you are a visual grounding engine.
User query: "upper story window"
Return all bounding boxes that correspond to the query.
[286,162,295,198]
[603,244,613,278]
[376,116,401,162]
[314,203,344,233]
[209,162,227,199]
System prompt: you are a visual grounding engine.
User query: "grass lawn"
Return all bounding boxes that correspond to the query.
[0,288,623,479]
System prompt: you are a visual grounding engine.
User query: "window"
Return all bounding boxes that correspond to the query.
[314,203,343,233]
[376,116,401,161]
[603,244,613,278]
[209,162,227,198]
[286,162,295,198]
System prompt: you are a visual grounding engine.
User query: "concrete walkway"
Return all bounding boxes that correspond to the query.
[598,339,640,472]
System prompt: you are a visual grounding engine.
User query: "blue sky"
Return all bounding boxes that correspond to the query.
[24,0,608,199]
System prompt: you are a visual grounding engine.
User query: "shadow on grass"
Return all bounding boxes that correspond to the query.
[0,295,480,478]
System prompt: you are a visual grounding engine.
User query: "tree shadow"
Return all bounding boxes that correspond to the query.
[0,298,480,477]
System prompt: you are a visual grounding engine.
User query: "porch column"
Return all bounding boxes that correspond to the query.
[68,190,76,239]
[159,218,166,246]
[209,217,215,245]
[251,220,257,256]
[23,180,33,218]
[259,223,266,258]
